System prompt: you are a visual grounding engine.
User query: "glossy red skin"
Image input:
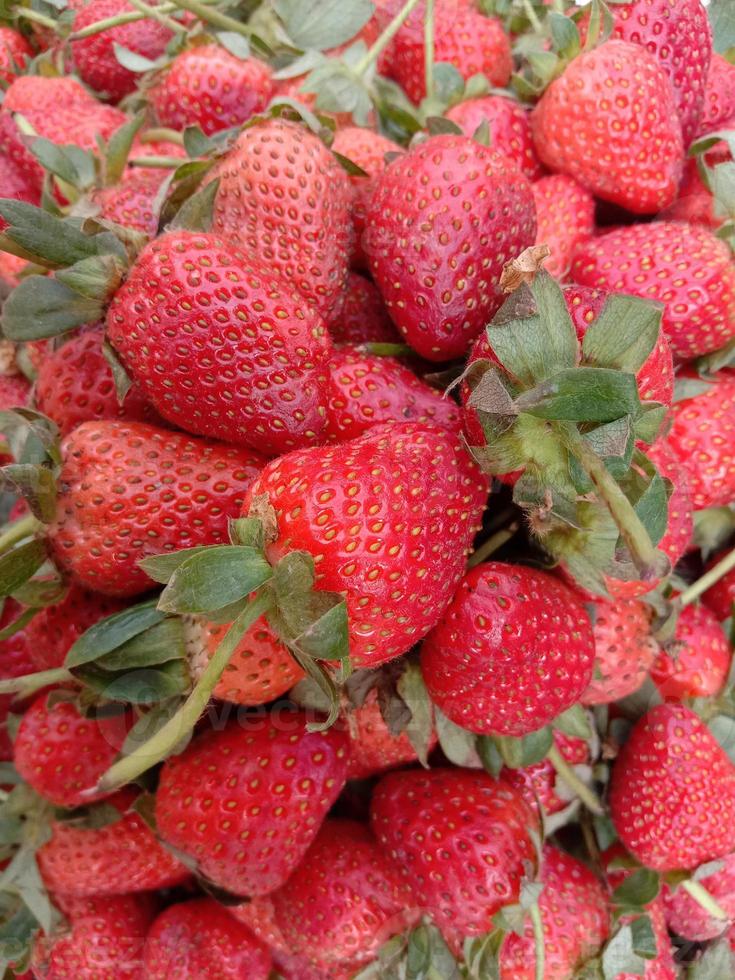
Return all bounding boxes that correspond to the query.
[38,789,190,896]
[698,53,735,137]
[328,272,400,346]
[571,221,735,360]
[71,0,173,101]
[703,550,735,622]
[244,422,488,667]
[499,845,610,979]
[47,420,264,596]
[0,598,35,761]
[421,562,594,737]
[144,899,271,980]
[582,597,659,705]
[107,230,333,455]
[149,45,274,135]
[36,328,160,439]
[272,819,415,966]
[531,175,595,279]
[206,118,353,321]
[155,714,350,896]
[0,27,31,85]
[532,41,683,214]
[345,689,437,780]
[501,731,589,817]
[90,168,167,237]
[365,135,536,361]
[370,768,539,938]
[663,850,735,941]
[651,603,731,700]
[446,96,543,180]
[609,704,735,871]
[667,372,735,509]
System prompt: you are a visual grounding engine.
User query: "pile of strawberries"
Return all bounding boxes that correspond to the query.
[0,0,734,976]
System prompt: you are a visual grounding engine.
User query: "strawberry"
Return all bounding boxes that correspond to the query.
[35,328,160,439]
[570,222,735,360]
[13,693,130,808]
[531,175,595,280]
[370,768,539,938]
[71,0,173,102]
[445,95,544,180]
[182,609,304,706]
[662,850,735,941]
[697,52,735,137]
[420,562,594,736]
[325,344,460,442]
[46,420,265,596]
[501,730,590,817]
[148,44,274,135]
[229,896,288,954]
[609,704,735,871]
[0,597,36,760]
[581,597,659,705]
[703,550,735,621]
[0,248,31,287]
[667,372,735,509]
[270,819,415,968]
[205,118,353,320]
[106,231,334,455]
[345,688,437,780]
[0,373,30,456]
[0,27,32,85]
[90,167,167,237]
[144,898,272,979]
[499,845,610,979]
[365,134,536,361]
[665,159,723,231]
[328,271,400,346]
[531,41,684,213]
[651,603,731,700]
[38,788,190,896]
[242,422,488,667]
[154,712,350,896]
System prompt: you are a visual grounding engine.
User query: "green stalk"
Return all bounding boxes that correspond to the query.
[127,0,186,33]
[530,903,545,980]
[548,743,604,816]
[14,8,58,29]
[0,514,41,553]
[681,880,729,923]
[97,592,273,792]
[354,0,424,77]
[679,545,735,608]
[0,667,72,698]
[167,0,253,38]
[424,0,435,102]
[69,8,169,39]
[128,156,188,168]
[467,523,519,569]
[137,128,186,146]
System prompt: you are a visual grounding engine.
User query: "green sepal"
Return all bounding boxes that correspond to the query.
[0,540,47,598]
[0,409,60,468]
[273,0,373,50]
[288,652,341,731]
[92,617,185,671]
[29,139,97,192]
[302,57,373,127]
[405,921,461,980]
[65,599,167,669]
[634,403,667,445]
[74,659,190,704]
[138,546,216,584]
[102,340,133,406]
[581,294,663,375]
[157,545,273,614]
[156,162,216,232]
[578,417,634,483]
[515,367,641,423]
[426,116,463,136]
[686,940,735,979]
[0,605,38,642]
[396,662,434,767]
[477,734,504,778]
[493,726,553,769]
[0,464,55,522]
[463,928,504,980]
[601,917,657,978]
[0,200,126,267]
[2,276,105,341]
[553,703,593,740]
[435,707,482,768]
[103,111,146,187]
[169,178,220,233]
[55,253,126,300]
[332,150,370,177]
[611,868,660,912]
[548,10,580,59]
[228,517,266,550]
[628,451,670,549]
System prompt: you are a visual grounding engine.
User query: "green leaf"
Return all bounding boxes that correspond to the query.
[435,707,481,768]
[289,652,340,730]
[333,150,370,177]
[631,462,669,549]
[29,139,96,190]
[548,11,580,58]
[629,914,657,960]
[158,546,272,615]
[273,0,373,50]
[0,464,56,522]
[65,600,166,669]
[228,517,266,550]
[431,62,466,105]
[101,340,133,406]
[709,714,735,765]
[426,116,464,136]
[396,663,434,767]
[708,0,735,53]
[169,178,220,233]
[634,403,667,445]
[55,253,126,300]
[601,923,647,979]
[495,727,553,769]
[406,922,461,980]
[463,929,503,980]
[182,126,217,159]
[113,42,161,72]
[516,368,641,423]
[687,940,735,979]
[612,869,660,910]
[0,201,122,267]
[581,294,663,375]
[138,546,217,584]
[582,417,634,479]
[216,31,251,59]
[553,703,593,740]
[75,661,190,703]
[94,617,185,671]
[103,112,146,186]
[2,276,104,340]
[0,408,60,467]
[0,540,46,597]
[476,734,503,779]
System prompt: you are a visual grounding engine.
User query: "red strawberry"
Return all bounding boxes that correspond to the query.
[641,438,693,577]
[148,44,274,135]
[144,898,271,979]
[421,562,594,737]
[106,231,334,455]
[229,896,288,955]
[71,0,173,102]
[499,845,610,979]
[703,550,735,622]
[609,704,735,871]
[570,222,735,360]
[501,730,590,817]
[328,271,400,346]
[46,420,265,596]
[531,41,684,213]
[651,603,731,700]
[0,373,30,462]
[182,610,304,706]
[370,768,539,938]
[154,713,349,896]
[0,597,35,760]
[662,849,735,941]
[243,422,488,667]
[0,27,31,85]
[531,175,595,279]
[90,167,167,237]
[38,788,190,896]
[697,52,735,137]
[445,95,544,180]
[0,247,31,286]
[271,819,415,968]
[345,688,437,780]
[35,328,160,439]
[665,159,724,231]
[365,134,536,361]
[205,118,353,320]
[581,597,659,705]
[667,371,735,509]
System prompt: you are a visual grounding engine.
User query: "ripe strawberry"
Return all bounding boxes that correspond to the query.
[531,41,683,213]
[641,438,693,577]
[106,231,333,455]
[365,135,536,361]
[501,730,590,817]
[71,0,173,102]
[421,562,594,736]
[90,167,167,237]
[13,693,130,808]
[271,819,414,967]
[0,372,30,459]
[229,896,288,955]
[667,371,735,509]
[243,422,488,667]
[697,52,735,137]
[328,271,400,346]
[662,850,735,941]
[205,118,353,320]
[609,704,735,871]
[581,597,659,705]
[0,248,31,287]
[35,328,160,439]
[154,713,349,896]
[0,27,32,85]
[703,550,735,622]
[46,420,265,596]
[144,898,272,979]
[0,597,36,760]
[499,845,610,979]
[370,768,539,938]
[148,44,274,135]
[345,688,437,780]
[665,159,723,231]
[182,610,304,706]
[570,222,735,360]
[446,95,544,180]
[651,603,731,700]
[531,175,595,279]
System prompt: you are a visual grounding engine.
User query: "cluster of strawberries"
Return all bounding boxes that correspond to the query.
[0,0,733,977]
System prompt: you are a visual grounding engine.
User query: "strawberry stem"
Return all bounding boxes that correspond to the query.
[167,0,253,39]
[681,879,729,923]
[522,0,543,32]
[548,743,604,815]
[69,6,175,39]
[467,522,519,569]
[354,0,424,77]
[137,128,186,146]
[424,0,435,101]
[127,0,186,33]
[679,545,735,608]
[96,591,273,792]
[128,156,188,168]
[14,8,58,29]
[0,667,72,698]
[529,902,545,980]
[0,514,41,553]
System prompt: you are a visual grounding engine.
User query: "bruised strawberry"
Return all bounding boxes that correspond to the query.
[501,731,590,817]
[651,603,731,700]
[662,850,735,941]
[703,550,735,621]
[446,95,543,180]
[328,272,400,346]
[531,175,595,279]
[346,689,437,780]
[581,597,659,705]
[90,167,167,237]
